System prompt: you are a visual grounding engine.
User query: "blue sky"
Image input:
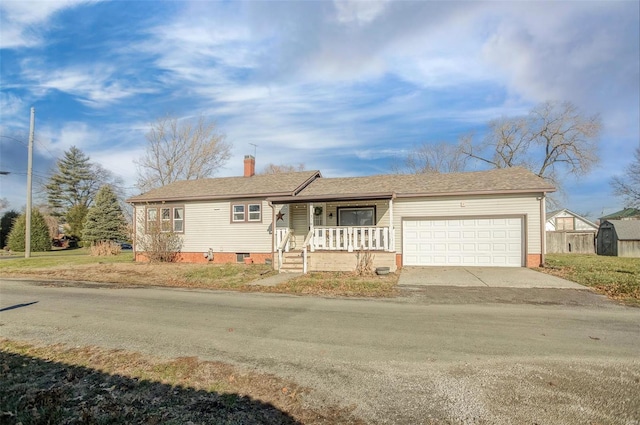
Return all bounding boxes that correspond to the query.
[1,0,638,220]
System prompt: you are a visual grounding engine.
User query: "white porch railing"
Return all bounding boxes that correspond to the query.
[275,228,291,253]
[311,226,391,252]
[276,229,292,269]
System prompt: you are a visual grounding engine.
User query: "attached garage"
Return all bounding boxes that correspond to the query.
[403,217,524,267]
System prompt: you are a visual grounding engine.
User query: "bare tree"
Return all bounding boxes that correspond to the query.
[394,140,468,174]
[135,115,231,191]
[611,147,640,208]
[260,163,306,174]
[461,101,601,187]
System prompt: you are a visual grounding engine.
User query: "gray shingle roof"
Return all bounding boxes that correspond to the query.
[293,167,554,199]
[606,220,640,240]
[127,171,320,203]
[127,167,554,204]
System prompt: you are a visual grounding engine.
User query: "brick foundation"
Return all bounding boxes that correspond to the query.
[396,254,403,270]
[135,252,272,264]
[526,254,543,268]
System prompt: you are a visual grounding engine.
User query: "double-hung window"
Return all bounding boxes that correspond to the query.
[145,206,185,233]
[232,202,262,223]
[233,205,245,222]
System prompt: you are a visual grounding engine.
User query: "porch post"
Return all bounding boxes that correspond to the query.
[389,197,394,252]
[309,202,314,252]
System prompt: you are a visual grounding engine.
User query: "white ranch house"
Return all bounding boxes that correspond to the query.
[127,156,554,273]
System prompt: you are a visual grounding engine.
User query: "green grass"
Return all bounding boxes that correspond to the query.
[540,254,640,304]
[0,249,134,269]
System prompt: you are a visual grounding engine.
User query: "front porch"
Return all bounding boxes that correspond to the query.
[272,198,397,273]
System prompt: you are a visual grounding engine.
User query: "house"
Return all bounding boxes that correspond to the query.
[597,220,640,257]
[545,209,598,232]
[127,156,555,272]
[545,209,597,254]
[599,208,640,221]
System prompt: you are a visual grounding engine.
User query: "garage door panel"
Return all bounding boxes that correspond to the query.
[403,217,523,267]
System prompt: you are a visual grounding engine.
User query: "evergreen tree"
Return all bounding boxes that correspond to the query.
[0,210,19,248]
[65,204,89,239]
[82,185,128,244]
[7,209,51,252]
[45,146,97,217]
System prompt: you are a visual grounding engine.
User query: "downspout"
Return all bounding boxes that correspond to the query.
[540,193,546,267]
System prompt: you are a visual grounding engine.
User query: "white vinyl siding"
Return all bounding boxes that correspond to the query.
[182,199,272,253]
[394,194,543,256]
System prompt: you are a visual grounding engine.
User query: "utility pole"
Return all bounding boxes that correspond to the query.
[25,107,35,258]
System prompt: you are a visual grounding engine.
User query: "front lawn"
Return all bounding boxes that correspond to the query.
[538,254,640,305]
[0,250,398,297]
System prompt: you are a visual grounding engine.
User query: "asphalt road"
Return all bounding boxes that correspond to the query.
[1,278,639,424]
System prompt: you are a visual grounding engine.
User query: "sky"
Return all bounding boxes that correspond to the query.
[1,0,638,221]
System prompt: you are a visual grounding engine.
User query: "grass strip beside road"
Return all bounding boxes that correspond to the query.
[538,254,640,305]
[0,250,398,297]
[0,339,362,425]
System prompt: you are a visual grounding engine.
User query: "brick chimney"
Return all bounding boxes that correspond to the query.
[244,155,255,177]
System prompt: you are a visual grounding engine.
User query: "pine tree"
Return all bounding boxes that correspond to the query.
[65,204,89,239]
[82,185,128,244]
[7,209,51,252]
[45,146,97,216]
[1,210,19,248]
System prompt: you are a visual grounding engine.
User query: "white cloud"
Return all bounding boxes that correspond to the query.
[22,64,155,107]
[333,0,390,25]
[0,0,92,48]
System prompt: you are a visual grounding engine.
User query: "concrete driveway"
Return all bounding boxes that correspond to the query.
[398,266,586,289]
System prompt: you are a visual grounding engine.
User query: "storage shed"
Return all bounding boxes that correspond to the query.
[597,220,640,257]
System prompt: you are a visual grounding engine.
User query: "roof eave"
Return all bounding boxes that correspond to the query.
[268,192,395,204]
[127,191,298,204]
[395,188,555,198]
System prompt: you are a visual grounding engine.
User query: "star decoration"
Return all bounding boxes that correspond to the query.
[276,211,285,221]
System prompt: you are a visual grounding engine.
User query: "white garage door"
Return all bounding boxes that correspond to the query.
[403,217,523,267]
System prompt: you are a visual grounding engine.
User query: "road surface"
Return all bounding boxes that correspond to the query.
[1,279,639,424]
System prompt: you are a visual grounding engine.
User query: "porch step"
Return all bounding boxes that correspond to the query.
[281,250,304,273]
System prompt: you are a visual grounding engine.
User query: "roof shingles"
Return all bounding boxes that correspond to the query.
[295,167,554,199]
[127,171,320,203]
[128,167,554,204]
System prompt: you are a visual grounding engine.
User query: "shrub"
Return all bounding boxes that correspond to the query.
[7,209,52,252]
[89,240,122,256]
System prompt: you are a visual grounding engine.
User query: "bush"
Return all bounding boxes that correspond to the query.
[7,209,52,252]
[89,240,122,256]
[1,210,19,248]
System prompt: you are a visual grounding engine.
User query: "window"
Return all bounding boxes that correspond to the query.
[161,208,171,231]
[233,205,245,222]
[556,217,574,231]
[145,206,184,233]
[231,202,262,223]
[173,208,184,232]
[236,253,250,263]
[338,207,375,226]
[248,204,261,221]
[147,208,157,232]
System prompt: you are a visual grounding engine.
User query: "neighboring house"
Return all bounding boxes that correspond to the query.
[127,156,555,272]
[545,209,598,232]
[599,208,640,221]
[545,209,597,254]
[597,220,640,257]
